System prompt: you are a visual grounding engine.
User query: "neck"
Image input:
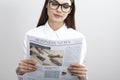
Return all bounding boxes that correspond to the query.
[48,21,64,31]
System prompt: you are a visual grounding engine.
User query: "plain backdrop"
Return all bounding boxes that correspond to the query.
[0,0,120,80]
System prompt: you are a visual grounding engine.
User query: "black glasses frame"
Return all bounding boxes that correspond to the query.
[48,0,72,13]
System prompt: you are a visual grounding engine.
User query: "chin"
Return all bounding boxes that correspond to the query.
[53,18,64,23]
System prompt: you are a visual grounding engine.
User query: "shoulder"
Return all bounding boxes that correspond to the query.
[66,28,85,39]
[25,25,45,37]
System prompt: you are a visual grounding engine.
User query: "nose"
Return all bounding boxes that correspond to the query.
[56,6,62,12]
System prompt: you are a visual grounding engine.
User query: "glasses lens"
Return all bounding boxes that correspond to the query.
[62,4,71,13]
[49,1,59,10]
[49,0,71,13]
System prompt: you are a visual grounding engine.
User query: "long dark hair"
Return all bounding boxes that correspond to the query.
[36,0,76,29]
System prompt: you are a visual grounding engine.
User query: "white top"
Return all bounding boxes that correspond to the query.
[24,22,87,63]
[17,22,87,80]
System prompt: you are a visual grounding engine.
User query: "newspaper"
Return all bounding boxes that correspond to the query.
[23,35,83,80]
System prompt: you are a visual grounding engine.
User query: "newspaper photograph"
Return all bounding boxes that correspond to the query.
[23,35,83,80]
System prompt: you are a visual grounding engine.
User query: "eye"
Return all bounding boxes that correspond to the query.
[51,1,59,6]
[62,4,71,9]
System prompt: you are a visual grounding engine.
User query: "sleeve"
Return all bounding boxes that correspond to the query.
[80,36,87,64]
[79,36,88,80]
[17,34,28,80]
[23,34,28,58]
[17,75,23,80]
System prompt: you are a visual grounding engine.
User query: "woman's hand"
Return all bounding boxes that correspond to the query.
[16,59,37,75]
[68,64,87,80]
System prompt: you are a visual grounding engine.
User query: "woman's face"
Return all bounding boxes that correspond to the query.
[46,0,72,23]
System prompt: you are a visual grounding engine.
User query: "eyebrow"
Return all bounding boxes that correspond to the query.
[52,0,71,5]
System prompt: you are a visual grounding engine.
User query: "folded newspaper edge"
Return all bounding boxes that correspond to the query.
[23,35,83,80]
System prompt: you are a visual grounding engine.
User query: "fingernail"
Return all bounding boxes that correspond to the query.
[68,67,71,69]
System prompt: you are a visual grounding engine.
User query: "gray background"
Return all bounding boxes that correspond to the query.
[0,0,120,80]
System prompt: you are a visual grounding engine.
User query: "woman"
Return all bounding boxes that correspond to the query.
[16,0,87,80]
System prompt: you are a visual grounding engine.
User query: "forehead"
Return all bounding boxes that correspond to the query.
[54,0,71,5]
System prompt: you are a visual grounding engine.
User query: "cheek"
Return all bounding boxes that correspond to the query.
[47,8,53,17]
[63,13,69,20]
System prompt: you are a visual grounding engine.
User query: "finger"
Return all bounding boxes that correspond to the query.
[19,67,36,73]
[69,70,86,75]
[68,67,87,72]
[78,75,87,80]
[70,72,87,80]
[19,61,37,69]
[70,64,86,68]
[21,59,37,65]
[72,73,86,76]
[19,64,37,72]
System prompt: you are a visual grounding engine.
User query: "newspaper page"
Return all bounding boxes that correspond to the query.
[23,35,83,80]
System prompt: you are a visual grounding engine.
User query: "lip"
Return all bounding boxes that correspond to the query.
[53,14,62,18]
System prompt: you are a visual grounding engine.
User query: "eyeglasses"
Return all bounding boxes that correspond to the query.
[48,0,72,13]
